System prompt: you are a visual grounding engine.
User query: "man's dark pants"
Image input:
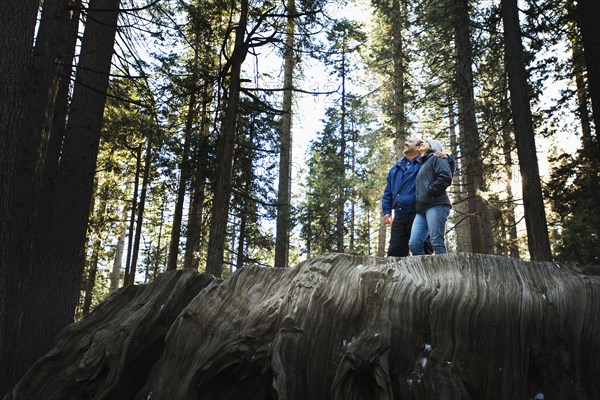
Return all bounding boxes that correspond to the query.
[387,211,432,257]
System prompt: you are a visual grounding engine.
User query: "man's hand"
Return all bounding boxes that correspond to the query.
[384,214,393,225]
[434,151,449,159]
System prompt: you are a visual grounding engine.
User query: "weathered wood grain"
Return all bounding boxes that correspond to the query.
[138,253,600,400]
[5,254,600,400]
[4,269,216,400]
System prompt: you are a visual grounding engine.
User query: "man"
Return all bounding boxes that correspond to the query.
[381,136,441,257]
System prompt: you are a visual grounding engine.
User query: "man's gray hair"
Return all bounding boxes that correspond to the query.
[427,139,444,153]
[410,135,425,144]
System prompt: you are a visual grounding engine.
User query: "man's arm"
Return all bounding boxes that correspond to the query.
[382,168,394,224]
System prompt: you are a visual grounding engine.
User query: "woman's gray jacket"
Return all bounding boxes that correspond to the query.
[415,152,453,212]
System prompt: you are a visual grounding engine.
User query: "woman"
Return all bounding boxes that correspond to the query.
[408,139,453,255]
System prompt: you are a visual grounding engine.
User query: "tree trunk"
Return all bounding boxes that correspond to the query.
[501,0,552,261]
[391,0,408,158]
[10,0,78,290]
[377,216,387,257]
[7,253,600,399]
[4,270,217,400]
[184,95,210,270]
[110,204,129,294]
[206,0,249,277]
[34,0,81,240]
[2,0,119,393]
[165,130,193,271]
[124,145,142,285]
[82,229,102,317]
[448,103,472,253]
[0,0,40,394]
[130,139,153,276]
[153,194,167,278]
[236,216,247,269]
[453,0,493,255]
[349,127,357,253]
[336,50,347,254]
[81,182,107,316]
[274,0,296,269]
[166,53,198,271]
[567,21,593,150]
[183,176,205,270]
[577,0,600,137]
[502,126,520,259]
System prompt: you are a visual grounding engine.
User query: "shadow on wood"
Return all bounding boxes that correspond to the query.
[4,269,216,400]
[5,253,600,399]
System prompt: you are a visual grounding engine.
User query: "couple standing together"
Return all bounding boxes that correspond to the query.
[381,136,454,257]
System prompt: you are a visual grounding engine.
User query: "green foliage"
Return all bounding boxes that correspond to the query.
[298,93,386,257]
[229,96,281,268]
[299,108,344,255]
[546,150,600,266]
[82,0,596,285]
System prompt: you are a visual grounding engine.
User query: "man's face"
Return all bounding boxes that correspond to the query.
[403,138,423,155]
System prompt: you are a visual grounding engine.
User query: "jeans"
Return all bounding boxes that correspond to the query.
[409,205,451,255]
[387,212,416,257]
[388,211,434,257]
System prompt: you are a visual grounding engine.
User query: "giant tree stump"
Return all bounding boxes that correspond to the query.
[4,269,216,400]
[6,253,600,399]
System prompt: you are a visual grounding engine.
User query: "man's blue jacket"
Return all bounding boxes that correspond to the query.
[381,157,421,215]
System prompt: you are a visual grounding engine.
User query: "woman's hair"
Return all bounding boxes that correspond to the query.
[427,139,444,153]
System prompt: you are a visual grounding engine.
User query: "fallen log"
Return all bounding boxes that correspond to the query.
[6,253,600,399]
[4,269,216,400]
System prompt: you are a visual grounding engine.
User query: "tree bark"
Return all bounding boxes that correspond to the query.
[274,0,296,268]
[376,0,407,254]
[183,176,205,270]
[81,183,108,316]
[28,0,121,377]
[144,253,600,400]
[167,49,198,271]
[183,90,211,270]
[448,103,472,253]
[4,270,217,400]
[34,0,81,239]
[502,126,520,259]
[377,215,387,257]
[567,20,593,150]
[501,0,552,261]
[576,0,600,138]
[10,0,78,290]
[453,0,493,255]
[7,253,600,399]
[3,0,118,392]
[391,0,408,159]
[0,0,39,394]
[124,145,142,285]
[82,230,102,317]
[130,139,153,276]
[110,204,129,294]
[206,0,249,277]
[336,50,347,253]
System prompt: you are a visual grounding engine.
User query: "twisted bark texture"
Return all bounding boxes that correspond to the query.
[4,270,217,400]
[6,254,600,400]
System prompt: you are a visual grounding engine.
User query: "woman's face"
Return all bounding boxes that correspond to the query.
[418,141,431,154]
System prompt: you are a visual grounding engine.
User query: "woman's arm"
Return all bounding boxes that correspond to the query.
[427,158,453,196]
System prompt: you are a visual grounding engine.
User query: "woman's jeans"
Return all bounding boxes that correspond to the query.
[409,205,451,255]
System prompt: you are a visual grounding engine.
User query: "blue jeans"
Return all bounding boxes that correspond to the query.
[409,205,451,255]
